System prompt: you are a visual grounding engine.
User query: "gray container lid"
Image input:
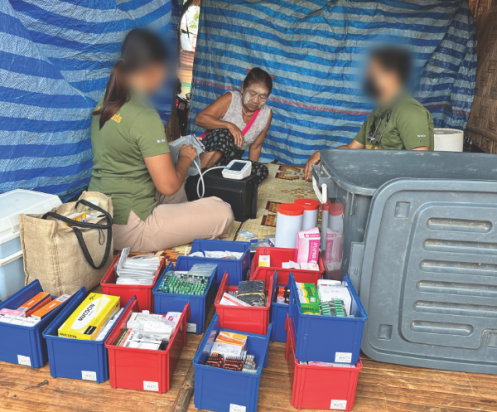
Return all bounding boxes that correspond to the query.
[320,150,497,196]
[351,177,497,374]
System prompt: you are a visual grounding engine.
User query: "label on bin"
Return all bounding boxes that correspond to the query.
[187,323,197,333]
[330,400,347,410]
[229,404,246,412]
[143,381,159,392]
[17,355,31,367]
[335,352,352,363]
[82,371,97,381]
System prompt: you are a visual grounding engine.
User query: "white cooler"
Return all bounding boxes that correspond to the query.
[0,189,61,301]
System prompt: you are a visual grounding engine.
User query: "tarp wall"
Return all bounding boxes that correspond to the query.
[0,0,181,200]
[188,0,477,164]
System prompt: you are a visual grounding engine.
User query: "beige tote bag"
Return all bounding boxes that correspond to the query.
[19,191,114,296]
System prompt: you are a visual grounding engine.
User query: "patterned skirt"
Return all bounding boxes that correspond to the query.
[202,128,269,184]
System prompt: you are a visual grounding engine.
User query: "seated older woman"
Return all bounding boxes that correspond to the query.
[196,68,273,184]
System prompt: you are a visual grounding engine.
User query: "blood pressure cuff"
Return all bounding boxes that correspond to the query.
[168,134,205,176]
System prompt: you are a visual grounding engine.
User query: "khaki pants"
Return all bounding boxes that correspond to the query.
[113,187,234,252]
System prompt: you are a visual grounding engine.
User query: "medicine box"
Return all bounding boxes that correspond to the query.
[251,266,325,343]
[0,189,61,301]
[58,293,120,340]
[251,247,324,286]
[288,273,367,364]
[215,271,276,335]
[105,298,189,393]
[43,288,127,383]
[101,254,165,312]
[286,316,362,411]
[187,239,251,295]
[0,280,73,368]
[193,314,272,412]
[152,258,216,334]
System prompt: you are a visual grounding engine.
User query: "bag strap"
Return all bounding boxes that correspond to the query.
[241,108,261,136]
[42,199,113,270]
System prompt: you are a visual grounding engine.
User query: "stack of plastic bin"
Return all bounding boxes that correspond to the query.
[101,254,165,311]
[287,273,367,411]
[193,314,272,412]
[215,271,275,335]
[152,257,216,334]
[43,288,128,383]
[250,247,324,342]
[105,297,189,394]
[0,280,74,368]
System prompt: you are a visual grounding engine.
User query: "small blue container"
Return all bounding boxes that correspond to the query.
[43,288,129,383]
[288,273,367,364]
[193,314,272,412]
[152,257,216,335]
[0,280,74,369]
[270,280,289,343]
[188,239,251,293]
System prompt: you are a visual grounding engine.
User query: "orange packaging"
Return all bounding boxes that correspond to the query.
[17,292,52,317]
[31,294,71,320]
[216,331,247,347]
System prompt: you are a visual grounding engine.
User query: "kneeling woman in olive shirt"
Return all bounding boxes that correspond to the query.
[89,29,234,252]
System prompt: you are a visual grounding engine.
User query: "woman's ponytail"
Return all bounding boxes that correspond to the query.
[93,59,129,129]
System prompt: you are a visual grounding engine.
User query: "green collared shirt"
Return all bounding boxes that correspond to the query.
[89,92,170,225]
[354,93,434,150]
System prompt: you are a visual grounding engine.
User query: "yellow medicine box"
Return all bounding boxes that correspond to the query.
[58,293,119,340]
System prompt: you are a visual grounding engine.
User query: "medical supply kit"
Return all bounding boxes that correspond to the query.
[153,260,217,334]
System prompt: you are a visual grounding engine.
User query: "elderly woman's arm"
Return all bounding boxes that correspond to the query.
[195,92,244,147]
[249,111,272,162]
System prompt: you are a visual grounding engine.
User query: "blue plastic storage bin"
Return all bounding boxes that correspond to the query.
[43,288,129,383]
[193,314,272,412]
[289,273,367,364]
[270,280,289,343]
[188,239,251,292]
[152,257,215,334]
[0,280,74,368]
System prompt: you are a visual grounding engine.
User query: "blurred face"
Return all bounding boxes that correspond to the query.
[241,82,269,112]
[128,62,167,94]
[364,58,400,102]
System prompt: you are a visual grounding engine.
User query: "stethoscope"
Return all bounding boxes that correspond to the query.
[367,110,392,147]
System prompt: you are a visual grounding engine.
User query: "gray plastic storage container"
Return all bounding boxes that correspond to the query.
[312,150,497,278]
[313,149,497,374]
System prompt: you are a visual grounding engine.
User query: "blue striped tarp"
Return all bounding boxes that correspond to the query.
[0,0,181,200]
[188,0,477,164]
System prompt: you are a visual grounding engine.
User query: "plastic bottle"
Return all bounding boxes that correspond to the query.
[275,203,304,248]
[294,199,320,230]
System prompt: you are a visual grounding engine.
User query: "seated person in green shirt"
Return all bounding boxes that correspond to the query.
[304,47,434,180]
[89,29,234,252]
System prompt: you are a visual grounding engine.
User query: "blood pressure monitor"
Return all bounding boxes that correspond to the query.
[222,160,252,180]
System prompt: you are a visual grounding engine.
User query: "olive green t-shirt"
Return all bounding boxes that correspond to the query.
[354,94,434,150]
[89,93,170,225]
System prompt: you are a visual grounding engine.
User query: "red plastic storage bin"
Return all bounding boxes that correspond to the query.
[251,247,324,285]
[105,296,189,393]
[285,316,362,411]
[214,271,275,335]
[101,254,165,312]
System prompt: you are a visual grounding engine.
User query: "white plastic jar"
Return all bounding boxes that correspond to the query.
[294,198,320,231]
[275,203,304,248]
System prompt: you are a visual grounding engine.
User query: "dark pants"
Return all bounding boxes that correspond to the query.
[202,128,269,184]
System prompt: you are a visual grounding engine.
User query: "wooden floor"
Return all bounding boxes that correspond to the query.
[1,306,497,412]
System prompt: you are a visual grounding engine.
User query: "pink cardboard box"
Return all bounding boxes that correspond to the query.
[325,228,342,271]
[295,228,321,264]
